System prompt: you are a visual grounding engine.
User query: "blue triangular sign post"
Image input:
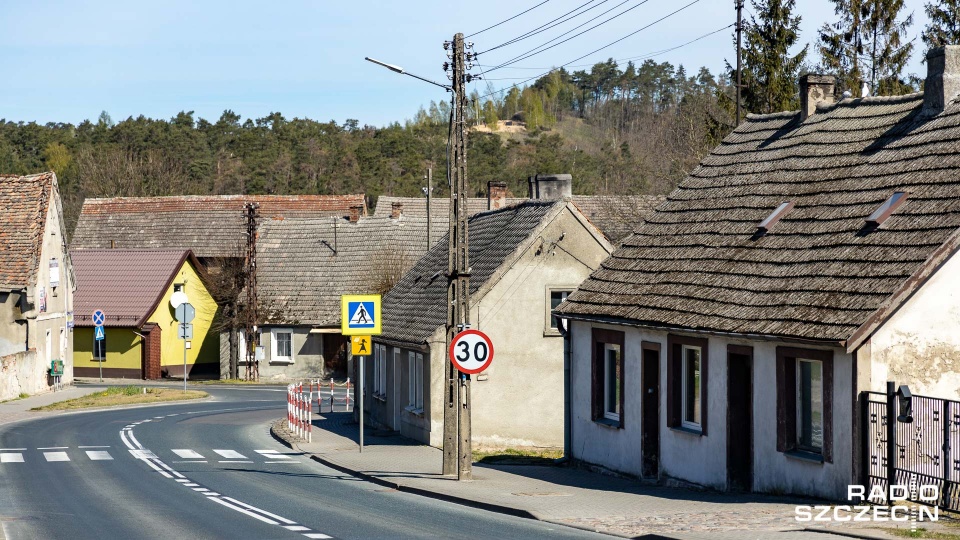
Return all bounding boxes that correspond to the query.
[94,326,105,341]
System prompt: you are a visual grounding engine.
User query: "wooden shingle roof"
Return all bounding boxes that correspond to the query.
[71,194,366,258]
[558,93,960,345]
[0,172,55,289]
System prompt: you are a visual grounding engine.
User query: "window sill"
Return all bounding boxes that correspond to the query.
[404,406,424,417]
[373,393,387,403]
[669,425,704,437]
[593,417,622,430]
[269,359,294,365]
[543,330,563,337]
[784,449,824,464]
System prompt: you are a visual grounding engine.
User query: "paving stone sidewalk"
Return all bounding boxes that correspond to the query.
[272,411,934,540]
[0,383,107,427]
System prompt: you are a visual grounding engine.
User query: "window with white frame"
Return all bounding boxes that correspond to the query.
[546,289,573,333]
[372,344,387,396]
[271,328,294,363]
[797,359,824,452]
[682,345,702,430]
[379,345,387,395]
[603,343,621,421]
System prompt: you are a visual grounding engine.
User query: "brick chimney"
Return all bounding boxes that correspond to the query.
[528,174,572,200]
[349,205,363,223]
[923,46,960,117]
[390,201,403,220]
[799,74,836,121]
[488,181,507,210]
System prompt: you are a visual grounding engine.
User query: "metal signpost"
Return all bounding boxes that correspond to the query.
[341,295,382,453]
[175,302,195,392]
[92,310,105,382]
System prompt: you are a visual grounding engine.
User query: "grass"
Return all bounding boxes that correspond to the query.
[31,386,207,411]
[472,448,564,466]
[0,392,31,404]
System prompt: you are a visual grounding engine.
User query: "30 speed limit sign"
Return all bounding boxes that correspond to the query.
[449,329,494,375]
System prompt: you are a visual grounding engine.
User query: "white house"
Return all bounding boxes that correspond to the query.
[556,47,960,500]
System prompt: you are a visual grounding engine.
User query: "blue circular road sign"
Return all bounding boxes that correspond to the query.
[92,310,105,326]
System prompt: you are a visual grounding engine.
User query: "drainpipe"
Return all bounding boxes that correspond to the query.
[558,317,572,461]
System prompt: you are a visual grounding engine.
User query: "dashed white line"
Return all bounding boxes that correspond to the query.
[0,453,24,463]
[209,497,279,525]
[172,449,205,459]
[129,449,158,460]
[222,497,296,525]
[284,525,310,531]
[0,448,26,451]
[85,451,113,461]
[78,445,110,449]
[218,460,253,464]
[37,447,67,450]
[213,449,246,459]
[43,452,69,462]
[303,534,332,539]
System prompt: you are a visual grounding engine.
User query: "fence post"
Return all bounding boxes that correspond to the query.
[887,380,897,501]
[861,391,869,491]
[944,399,952,508]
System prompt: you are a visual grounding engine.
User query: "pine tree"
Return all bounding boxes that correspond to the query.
[732,0,809,114]
[922,0,960,50]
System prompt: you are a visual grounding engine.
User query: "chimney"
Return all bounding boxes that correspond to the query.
[528,174,573,200]
[348,205,362,223]
[488,181,507,210]
[390,201,403,220]
[799,74,836,121]
[923,46,960,117]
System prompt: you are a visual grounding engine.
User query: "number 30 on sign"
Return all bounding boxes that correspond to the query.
[449,329,494,375]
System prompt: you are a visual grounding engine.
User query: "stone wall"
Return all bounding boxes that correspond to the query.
[0,350,51,401]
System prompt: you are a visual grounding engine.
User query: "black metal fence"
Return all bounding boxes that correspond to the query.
[863,382,960,511]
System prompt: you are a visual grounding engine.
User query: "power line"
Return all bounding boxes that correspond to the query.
[466,0,553,38]
[480,0,609,55]
[484,0,646,74]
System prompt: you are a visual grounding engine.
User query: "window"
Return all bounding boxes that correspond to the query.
[603,343,622,421]
[173,283,184,293]
[797,359,824,452]
[380,346,388,395]
[682,345,702,430]
[407,351,424,411]
[776,347,833,462]
[667,334,709,435]
[866,191,909,226]
[546,289,573,333]
[591,328,625,428]
[271,328,293,363]
[416,353,424,410]
[373,345,381,395]
[373,344,387,396]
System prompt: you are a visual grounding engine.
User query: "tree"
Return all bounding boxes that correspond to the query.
[922,0,960,50]
[482,100,499,131]
[819,0,914,96]
[732,0,808,114]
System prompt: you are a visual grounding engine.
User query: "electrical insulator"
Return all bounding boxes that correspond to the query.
[443,41,450,50]
[443,62,449,71]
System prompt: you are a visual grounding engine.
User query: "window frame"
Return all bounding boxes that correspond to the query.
[270,328,294,364]
[681,344,703,431]
[602,343,622,422]
[796,358,824,453]
[776,346,833,462]
[667,334,709,435]
[407,351,417,409]
[415,353,424,410]
[545,288,575,335]
[591,328,625,429]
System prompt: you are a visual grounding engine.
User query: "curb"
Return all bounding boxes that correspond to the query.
[268,420,541,521]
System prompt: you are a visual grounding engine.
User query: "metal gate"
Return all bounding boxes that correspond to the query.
[863,382,960,511]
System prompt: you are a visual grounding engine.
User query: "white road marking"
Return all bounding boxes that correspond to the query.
[43,452,69,462]
[129,449,157,460]
[222,497,296,525]
[0,448,26,451]
[218,460,253,464]
[172,449,205,459]
[192,488,208,492]
[209,497,279,525]
[173,460,207,463]
[153,416,165,419]
[85,451,113,461]
[175,479,190,483]
[213,449,246,459]
[0,453,24,463]
[204,492,220,496]
[78,446,110,449]
[265,461,301,464]
[37,447,67,450]
[255,450,293,459]
[184,483,199,487]
[284,525,309,531]
[303,534,332,539]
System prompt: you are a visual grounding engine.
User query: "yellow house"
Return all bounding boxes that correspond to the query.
[70,250,218,379]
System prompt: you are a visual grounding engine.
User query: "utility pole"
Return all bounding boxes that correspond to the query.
[442,32,473,480]
[735,0,744,127]
[244,202,260,382]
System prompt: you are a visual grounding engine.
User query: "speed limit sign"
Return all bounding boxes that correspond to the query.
[449,329,494,375]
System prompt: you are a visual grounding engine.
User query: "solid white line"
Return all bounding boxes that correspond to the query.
[85,451,113,461]
[129,450,158,460]
[0,453,24,463]
[218,460,253,464]
[127,432,145,450]
[43,452,69,462]
[209,497,279,525]
[221,497,296,525]
[172,449,205,459]
[213,449,246,459]
[78,446,110,449]
[153,459,185,479]
[0,448,27,451]
[37,447,67,450]
[284,525,309,531]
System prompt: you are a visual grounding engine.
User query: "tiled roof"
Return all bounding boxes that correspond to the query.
[374,195,663,243]
[71,249,194,327]
[71,194,366,258]
[0,172,55,288]
[558,92,960,343]
[255,214,435,326]
[380,201,562,346]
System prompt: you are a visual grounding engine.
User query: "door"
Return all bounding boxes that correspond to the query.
[641,345,660,478]
[726,347,753,491]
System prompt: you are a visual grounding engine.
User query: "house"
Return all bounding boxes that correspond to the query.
[374,176,665,244]
[371,181,614,448]
[234,208,435,380]
[0,172,74,400]
[555,46,960,500]
[72,250,218,379]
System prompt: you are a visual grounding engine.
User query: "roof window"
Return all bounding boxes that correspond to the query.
[756,201,794,235]
[866,192,909,226]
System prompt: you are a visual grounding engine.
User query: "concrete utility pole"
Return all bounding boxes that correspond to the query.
[244,202,260,382]
[735,0,744,127]
[442,32,473,480]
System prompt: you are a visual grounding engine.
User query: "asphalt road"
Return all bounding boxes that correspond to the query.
[0,386,604,540]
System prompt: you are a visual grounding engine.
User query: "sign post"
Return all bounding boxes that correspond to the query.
[92,310,105,382]
[342,295,382,453]
[175,302,196,392]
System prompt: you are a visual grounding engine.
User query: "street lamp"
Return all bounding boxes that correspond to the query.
[364,57,451,91]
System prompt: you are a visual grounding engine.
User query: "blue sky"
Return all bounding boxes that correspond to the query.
[0,0,931,127]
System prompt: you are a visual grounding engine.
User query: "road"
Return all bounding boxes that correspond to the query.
[0,386,603,540]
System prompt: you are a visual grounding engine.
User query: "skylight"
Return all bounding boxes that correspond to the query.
[866,192,909,226]
[756,201,794,234]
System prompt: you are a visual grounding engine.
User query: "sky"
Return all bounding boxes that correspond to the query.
[0,0,934,128]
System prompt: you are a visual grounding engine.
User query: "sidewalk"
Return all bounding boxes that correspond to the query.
[0,383,105,427]
[271,412,923,540]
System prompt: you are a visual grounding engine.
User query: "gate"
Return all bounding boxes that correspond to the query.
[863,381,960,511]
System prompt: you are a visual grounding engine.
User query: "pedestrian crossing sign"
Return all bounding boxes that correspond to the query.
[341,294,381,335]
[94,326,105,341]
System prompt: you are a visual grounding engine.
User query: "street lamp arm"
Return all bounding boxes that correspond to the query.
[365,56,451,91]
